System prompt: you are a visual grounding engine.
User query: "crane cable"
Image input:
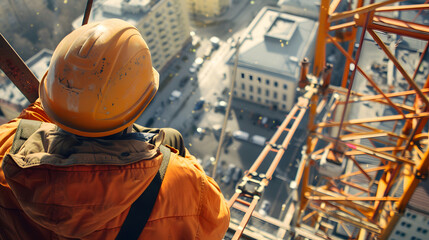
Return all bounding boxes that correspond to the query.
[211,37,241,179]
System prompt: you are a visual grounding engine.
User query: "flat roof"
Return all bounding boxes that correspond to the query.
[26,48,53,81]
[72,0,153,30]
[228,7,318,81]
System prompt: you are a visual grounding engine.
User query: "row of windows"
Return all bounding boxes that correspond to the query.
[237,83,287,100]
[241,73,288,89]
[397,221,428,234]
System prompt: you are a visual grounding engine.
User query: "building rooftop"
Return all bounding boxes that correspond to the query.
[227,7,318,80]
[408,179,429,215]
[26,48,53,80]
[72,0,154,30]
[0,48,53,108]
[277,0,320,20]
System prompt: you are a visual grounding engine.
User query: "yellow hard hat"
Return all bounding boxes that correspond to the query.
[39,19,159,137]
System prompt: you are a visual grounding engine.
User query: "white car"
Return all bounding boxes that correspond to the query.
[233,130,249,141]
[169,90,182,102]
[189,57,204,73]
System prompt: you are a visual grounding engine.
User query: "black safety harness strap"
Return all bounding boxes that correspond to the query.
[10,119,42,154]
[115,144,170,240]
[11,119,171,240]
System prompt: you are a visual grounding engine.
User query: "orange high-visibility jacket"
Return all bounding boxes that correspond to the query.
[0,100,230,240]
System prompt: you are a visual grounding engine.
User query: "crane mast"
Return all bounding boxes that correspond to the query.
[228,0,429,239]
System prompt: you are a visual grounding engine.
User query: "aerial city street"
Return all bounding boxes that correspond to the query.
[135,0,295,223]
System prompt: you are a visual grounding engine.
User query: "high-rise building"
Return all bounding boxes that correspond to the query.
[186,0,230,18]
[72,0,191,72]
[227,7,318,112]
[388,181,429,240]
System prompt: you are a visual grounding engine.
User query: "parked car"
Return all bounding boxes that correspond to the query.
[221,163,236,185]
[189,65,197,74]
[210,36,220,49]
[189,57,204,73]
[214,100,227,113]
[193,98,205,111]
[258,200,271,216]
[169,90,182,102]
[233,130,249,141]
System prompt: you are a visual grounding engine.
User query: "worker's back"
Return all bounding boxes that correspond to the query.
[0,100,230,239]
[0,18,230,240]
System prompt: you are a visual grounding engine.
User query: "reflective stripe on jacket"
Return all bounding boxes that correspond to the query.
[0,99,230,240]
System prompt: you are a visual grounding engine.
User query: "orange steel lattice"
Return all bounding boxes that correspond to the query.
[227,0,429,239]
[294,0,429,239]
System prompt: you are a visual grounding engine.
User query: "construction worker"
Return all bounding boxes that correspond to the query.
[0,19,230,239]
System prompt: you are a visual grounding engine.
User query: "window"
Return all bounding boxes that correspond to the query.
[258,77,261,83]
[257,87,261,94]
[249,75,253,80]
[273,91,277,99]
[265,100,269,104]
[266,79,270,85]
[283,84,288,89]
[282,104,286,109]
[250,95,253,100]
[234,82,237,87]
[257,97,261,102]
[283,94,287,101]
[242,93,246,98]
[265,89,269,97]
[233,90,237,96]
[249,85,253,92]
[241,73,245,78]
[241,83,245,90]
[155,12,162,18]
[274,81,278,87]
